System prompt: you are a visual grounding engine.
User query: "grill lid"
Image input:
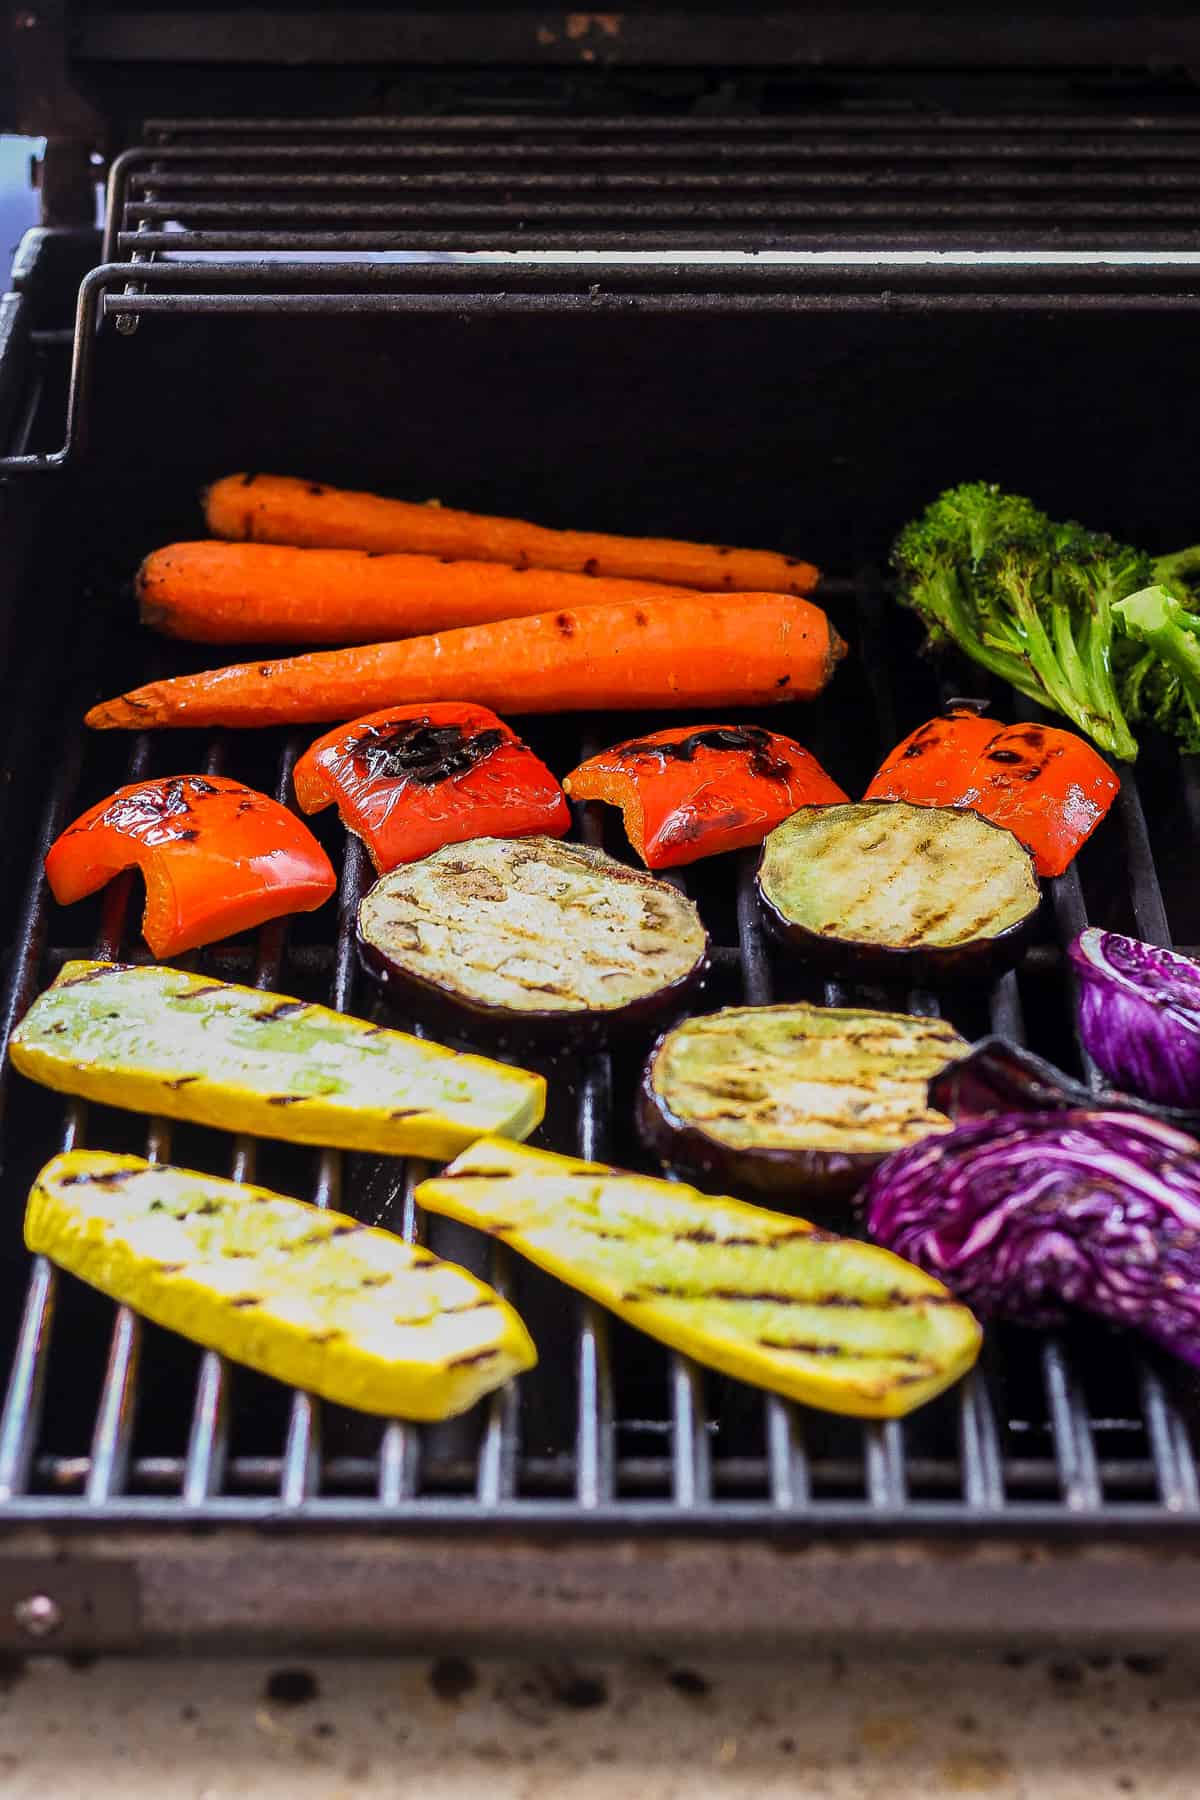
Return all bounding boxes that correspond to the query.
[6,0,1200,147]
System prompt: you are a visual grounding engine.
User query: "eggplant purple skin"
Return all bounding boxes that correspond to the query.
[930,1034,1200,1134]
[1069,927,1200,1109]
[753,876,1040,988]
[635,1039,877,1212]
[357,929,712,1054]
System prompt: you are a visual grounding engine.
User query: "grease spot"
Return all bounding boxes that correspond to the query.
[429,1655,478,1702]
[263,1668,319,1706]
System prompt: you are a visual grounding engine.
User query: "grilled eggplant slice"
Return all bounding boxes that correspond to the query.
[28,1151,536,1419]
[639,1003,969,1201]
[11,960,544,1157]
[416,1136,981,1419]
[757,801,1039,984]
[357,835,709,1044]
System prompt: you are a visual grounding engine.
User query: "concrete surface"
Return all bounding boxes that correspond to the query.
[0,1645,1192,1797]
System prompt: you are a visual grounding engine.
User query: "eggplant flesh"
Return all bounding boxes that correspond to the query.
[639,1003,968,1200]
[756,801,1039,983]
[357,834,709,1043]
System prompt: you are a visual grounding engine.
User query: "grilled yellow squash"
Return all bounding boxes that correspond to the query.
[416,1138,981,1419]
[27,1151,536,1419]
[11,961,544,1158]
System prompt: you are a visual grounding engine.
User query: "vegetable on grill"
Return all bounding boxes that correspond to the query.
[137,539,695,644]
[864,1110,1200,1369]
[293,702,570,873]
[85,593,845,731]
[927,1033,1200,1134]
[415,1135,982,1419]
[890,481,1200,761]
[1069,927,1200,1108]
[638,1003,969,1201]
[564,724,848,869]
[756,801,1040,984]
[357,836,709,1045]
[865,711,1120,877]
[205,471,822,596]
[28,1150,536,1420]
[891,482,1145,760]
[1115,584,1200,755]
[11,960,545,1157]
[44,774,336,958]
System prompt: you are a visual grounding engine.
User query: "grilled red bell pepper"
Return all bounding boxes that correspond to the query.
[563,723,848,869]
[864,705,998,808]
[45,774,336,958]
[292,701,570,872]
[865,713,1119,877]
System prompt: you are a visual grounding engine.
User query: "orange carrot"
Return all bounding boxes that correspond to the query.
[205,474,820,597]
[138,540,691,645]
[86,594,845,732]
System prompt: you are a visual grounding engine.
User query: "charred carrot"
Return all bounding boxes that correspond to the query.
[86,594,845,732]
[205,474,820,597]
[138,540,691,644]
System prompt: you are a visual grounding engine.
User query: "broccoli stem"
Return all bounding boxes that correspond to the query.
[1152,546,1200,595]
[1117,585,1200,692]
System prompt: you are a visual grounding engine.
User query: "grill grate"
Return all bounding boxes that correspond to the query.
[0,509,1197,1532]
[103,110,1200,261]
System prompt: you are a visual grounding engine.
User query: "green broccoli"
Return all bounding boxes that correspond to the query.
[1114,584,1200,755]
[891,483,1144,760]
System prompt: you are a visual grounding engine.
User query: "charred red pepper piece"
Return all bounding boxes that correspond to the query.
[563,723,848,869]
[864,706,998,808]
[293,701,570,872]
[865,713,1119,877]
[45,774,336,958]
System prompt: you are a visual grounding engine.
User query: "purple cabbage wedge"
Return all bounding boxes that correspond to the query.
[864,1111,1200,1362]
[1070,927,1200,1108]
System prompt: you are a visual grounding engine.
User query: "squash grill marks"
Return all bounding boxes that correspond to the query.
[416,1140,981,1419]
[26,1152,535,1420]
[10,958,545,1157]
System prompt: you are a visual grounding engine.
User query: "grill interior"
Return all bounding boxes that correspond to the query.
[106,104,1200,259]
[2,247,1200,1531]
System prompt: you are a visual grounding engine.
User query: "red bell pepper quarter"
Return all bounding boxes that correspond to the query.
[292,701,570,872]
[865,713,1119,878]
[45,774,336,959]
[563,723,849,869]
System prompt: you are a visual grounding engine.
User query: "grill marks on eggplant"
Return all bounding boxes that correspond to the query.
[357,835,708,1019]
[26,1150,536,1421]
[756,802,1040,983]
[648,1004,967,1156]
[760,804,1037,950]
[416,1137,981,1418]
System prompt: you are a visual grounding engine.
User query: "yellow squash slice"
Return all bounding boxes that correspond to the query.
[11,960,544,1159]
[28,1150,536,1420]
[416,1138,981,1419]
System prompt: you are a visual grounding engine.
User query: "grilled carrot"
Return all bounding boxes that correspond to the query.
[86,594,845,731]
[205,473,820,596]
[138,541,693,645]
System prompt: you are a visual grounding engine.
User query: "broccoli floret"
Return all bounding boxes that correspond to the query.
[891,484,1141,760]
[1114,584,1200,755]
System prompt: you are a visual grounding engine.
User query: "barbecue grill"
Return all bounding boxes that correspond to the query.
[4,3,1200,1657]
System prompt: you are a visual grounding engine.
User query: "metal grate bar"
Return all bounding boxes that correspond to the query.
[182,745,300,1506]
[865,1421,909,1509]
[1041,1338,1103,1511]
[278,832,368,1506]
[576,1059,616,1508]
[1114,775,1172,945]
